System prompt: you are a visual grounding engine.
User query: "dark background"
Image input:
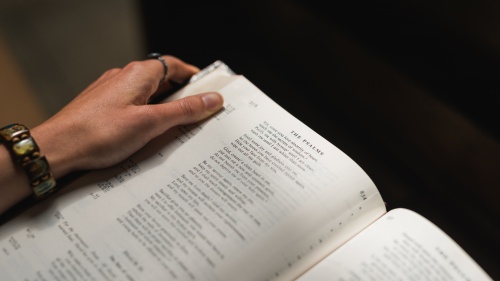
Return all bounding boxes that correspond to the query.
[140,0,500,278]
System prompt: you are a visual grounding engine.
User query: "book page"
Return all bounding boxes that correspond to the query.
[0,64,386,281]
[297,208,492,281]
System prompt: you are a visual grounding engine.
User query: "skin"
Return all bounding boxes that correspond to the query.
[0,55,224,214]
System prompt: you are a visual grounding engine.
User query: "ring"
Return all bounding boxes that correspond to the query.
[147,52,168,83]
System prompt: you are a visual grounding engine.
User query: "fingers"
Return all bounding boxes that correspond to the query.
[145,55,199,87]
[149,56,201,99]
[150,92,224,130]
[105,55,200,104]
[163,55,200,83]
[79,55,199,103]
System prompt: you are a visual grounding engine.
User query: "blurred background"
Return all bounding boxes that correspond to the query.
[0,0,499,278]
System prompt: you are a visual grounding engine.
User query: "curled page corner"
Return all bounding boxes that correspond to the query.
[189,60,235,84]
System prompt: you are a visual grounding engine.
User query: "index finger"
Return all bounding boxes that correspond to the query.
[148,55,200,98]
[163,55,200,83]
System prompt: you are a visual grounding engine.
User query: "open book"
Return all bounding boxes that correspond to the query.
[0,61,492,280]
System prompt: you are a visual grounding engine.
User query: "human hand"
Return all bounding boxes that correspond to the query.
[31,55,224,179]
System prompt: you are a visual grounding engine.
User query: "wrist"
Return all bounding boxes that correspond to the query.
[31,122,75,179]
[0,123,58,210]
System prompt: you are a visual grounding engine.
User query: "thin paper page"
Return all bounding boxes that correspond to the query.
[297,208,492,281]
[0,73,386,281]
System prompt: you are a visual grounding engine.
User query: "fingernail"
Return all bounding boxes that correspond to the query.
[202,92,223,111]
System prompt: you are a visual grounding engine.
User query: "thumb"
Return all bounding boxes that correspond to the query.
[156,92,224,126]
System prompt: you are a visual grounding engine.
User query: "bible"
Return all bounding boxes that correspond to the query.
[0,61,492,280]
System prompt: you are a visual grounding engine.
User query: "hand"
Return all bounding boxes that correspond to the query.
[31,55,223,179]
